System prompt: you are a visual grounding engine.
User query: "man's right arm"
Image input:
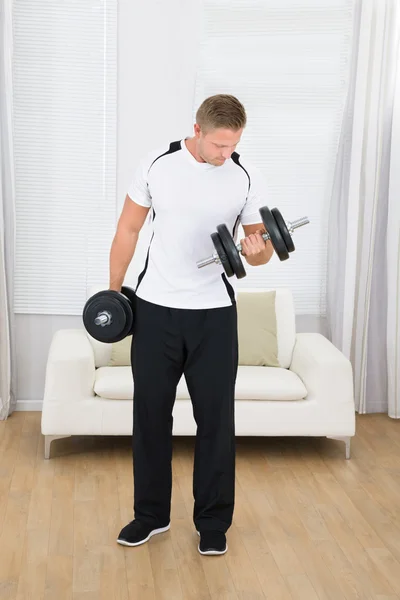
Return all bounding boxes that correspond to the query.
[109,195,150,292]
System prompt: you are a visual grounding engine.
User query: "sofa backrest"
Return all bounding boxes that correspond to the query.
[84,285,296,369]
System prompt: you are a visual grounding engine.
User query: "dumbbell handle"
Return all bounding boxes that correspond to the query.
[238,216,309,251]
[94,310,112,326]
[197,216,309,269]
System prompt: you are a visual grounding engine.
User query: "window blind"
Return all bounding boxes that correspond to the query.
[194,0,355,314]
[13,0,117,315]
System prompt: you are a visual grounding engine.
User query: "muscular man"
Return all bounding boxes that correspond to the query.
[110,94,273,555]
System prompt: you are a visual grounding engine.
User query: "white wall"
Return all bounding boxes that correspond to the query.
[117,0,204,284]
[15,0,327,407]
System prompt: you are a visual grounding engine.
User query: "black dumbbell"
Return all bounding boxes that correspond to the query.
[197,206,309,279]
[82,286,136,343]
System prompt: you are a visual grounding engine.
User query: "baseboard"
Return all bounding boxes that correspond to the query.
[16,399,43,411]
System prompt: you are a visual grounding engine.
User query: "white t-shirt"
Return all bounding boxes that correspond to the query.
[127,138,267,309]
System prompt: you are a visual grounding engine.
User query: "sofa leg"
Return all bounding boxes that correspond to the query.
[44,434,71,459]
[327,436,351,459]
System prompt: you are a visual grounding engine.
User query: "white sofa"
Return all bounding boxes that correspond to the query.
[41,287,356,459]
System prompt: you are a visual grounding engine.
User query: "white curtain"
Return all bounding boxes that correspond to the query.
[327,0,400,417]
[0,0,16,419]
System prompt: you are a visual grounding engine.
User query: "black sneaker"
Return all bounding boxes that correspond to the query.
[117,520,170,547]
[197,530,227,555]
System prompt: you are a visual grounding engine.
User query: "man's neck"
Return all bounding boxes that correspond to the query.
[184,137,206,163]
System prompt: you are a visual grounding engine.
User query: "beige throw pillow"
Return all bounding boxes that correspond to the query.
[108,335,132,366]
[237,291,280,367]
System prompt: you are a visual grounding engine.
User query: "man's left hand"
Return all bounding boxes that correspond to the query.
[240,230,274,266]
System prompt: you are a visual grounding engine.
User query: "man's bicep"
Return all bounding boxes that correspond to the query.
[242,222,265,236]
[117,194,151,234]
[126,192,151,209]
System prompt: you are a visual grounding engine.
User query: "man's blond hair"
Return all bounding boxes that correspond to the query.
[196,94,247,132]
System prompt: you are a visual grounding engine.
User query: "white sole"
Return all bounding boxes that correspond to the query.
[197,530,228,555]
[117,523,170,547]
[198,546,228,556]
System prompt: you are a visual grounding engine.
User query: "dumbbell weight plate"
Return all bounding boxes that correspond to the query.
[211,231,235,278]
[83,290,133,343]
[271,208,295,253]
[259,206,290,261]
[120,286,136,335]
[216,224,247,279]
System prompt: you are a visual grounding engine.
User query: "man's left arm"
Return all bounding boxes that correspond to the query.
[240,223,274,266]
[237,162,274,266]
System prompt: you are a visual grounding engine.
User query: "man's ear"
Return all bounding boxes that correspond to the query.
[194,123,201,138]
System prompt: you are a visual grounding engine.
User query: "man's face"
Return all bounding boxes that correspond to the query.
[195,125,243,166]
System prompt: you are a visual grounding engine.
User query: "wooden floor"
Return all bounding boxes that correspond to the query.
[0,414,400,600]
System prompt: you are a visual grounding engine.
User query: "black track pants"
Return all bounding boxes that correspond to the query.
[130,295,238,533]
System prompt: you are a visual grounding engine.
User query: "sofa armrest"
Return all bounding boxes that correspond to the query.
[289,333,354,406]
[43,329,96,404]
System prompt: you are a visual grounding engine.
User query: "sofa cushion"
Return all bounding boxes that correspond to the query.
[237,290,279,367]
[93,365,307,401]
[234,366,307,400]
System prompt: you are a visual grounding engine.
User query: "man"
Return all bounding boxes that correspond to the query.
[110,94,273,555]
